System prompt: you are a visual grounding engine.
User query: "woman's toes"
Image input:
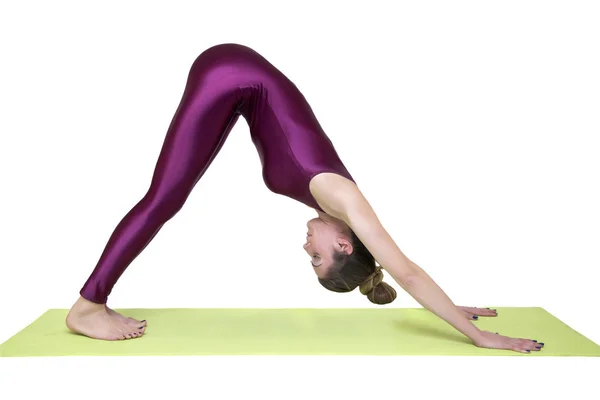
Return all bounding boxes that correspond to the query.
[128,318,147,328]
[134,320,147,329]
[129,326,144,338]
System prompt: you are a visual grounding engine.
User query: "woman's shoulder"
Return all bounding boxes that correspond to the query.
[309,172,360,221]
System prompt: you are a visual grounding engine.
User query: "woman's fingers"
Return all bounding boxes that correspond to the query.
[458,306,497,317]
[510,338,545,353]
[459,309,479,320]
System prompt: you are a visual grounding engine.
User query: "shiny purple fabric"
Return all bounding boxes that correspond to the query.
[80,43,355,303]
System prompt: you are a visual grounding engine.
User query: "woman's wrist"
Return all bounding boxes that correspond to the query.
[467,326,486,345]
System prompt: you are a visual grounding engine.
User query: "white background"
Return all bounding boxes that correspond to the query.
[1,0,599,398]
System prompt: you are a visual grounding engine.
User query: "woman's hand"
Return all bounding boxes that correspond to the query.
[457,306,545,353]
[458,306,497,320]
[473,330,545,354]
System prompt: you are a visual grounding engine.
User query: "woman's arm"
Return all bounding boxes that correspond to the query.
[340,186,485,345]
[311,175,542,353]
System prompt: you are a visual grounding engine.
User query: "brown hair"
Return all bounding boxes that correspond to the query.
[318,229,397,304]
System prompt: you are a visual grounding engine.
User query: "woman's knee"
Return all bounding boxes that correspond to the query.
[142,191,188,223]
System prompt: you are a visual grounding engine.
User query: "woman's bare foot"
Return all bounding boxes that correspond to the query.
[66,296,146,340]
[105,306,147,328]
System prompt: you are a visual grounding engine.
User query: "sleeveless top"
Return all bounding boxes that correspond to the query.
[190,43,356,212]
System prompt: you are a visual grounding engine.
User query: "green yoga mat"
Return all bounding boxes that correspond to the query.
[1,307,599,357]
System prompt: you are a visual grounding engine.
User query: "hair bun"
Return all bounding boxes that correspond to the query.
[359,266,383,295]
[359,266,397,305]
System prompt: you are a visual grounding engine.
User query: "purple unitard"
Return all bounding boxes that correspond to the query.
[80,43,356,304]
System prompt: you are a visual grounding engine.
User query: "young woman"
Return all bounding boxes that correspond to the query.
[66,43,543,354]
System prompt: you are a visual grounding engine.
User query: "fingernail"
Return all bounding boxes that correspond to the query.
[472,315,478,319]
[536,346,541,349]
[141,320,146,322]
[533,340,537,342]
[138,326,144,329]
[486,308,490,309]
[526,350,530,353]
[539,342,544,345]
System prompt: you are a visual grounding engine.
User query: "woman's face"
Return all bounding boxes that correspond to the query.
[303,212,353,278]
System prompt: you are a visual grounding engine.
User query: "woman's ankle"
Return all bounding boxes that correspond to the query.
[71,295,106,312]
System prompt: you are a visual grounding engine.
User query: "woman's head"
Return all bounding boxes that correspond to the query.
[303,215,397,304]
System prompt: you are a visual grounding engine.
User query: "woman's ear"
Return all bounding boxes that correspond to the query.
[335,237,353,255]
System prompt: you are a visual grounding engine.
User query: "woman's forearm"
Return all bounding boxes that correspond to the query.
[396,262,484,344]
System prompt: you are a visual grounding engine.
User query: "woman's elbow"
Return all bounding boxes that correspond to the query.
[385,260,420,287]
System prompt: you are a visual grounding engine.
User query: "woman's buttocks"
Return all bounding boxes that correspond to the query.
[188,43,280,90]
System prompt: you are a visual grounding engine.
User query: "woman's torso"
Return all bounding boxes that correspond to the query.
[188,43,356,211]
